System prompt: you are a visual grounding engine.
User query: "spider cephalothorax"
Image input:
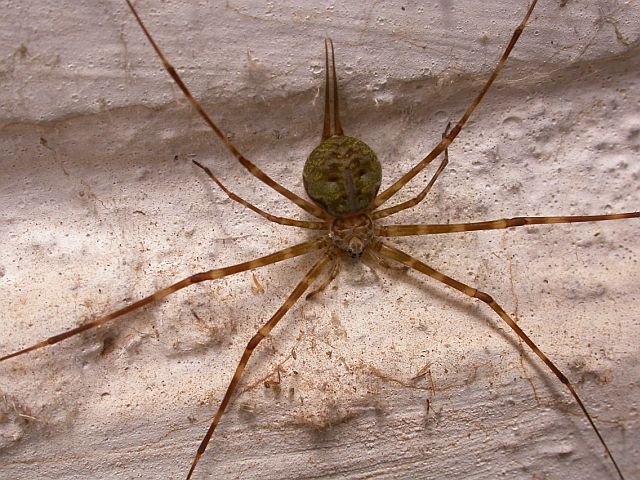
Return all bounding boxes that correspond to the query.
[329,213,375,257]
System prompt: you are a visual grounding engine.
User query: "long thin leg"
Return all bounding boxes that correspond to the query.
[0,237,328,363]
[372,0,539,209]
[125,0,329,220]
[373,240,625,480]
[321,38,344,141]
[192,160,327,230]
[377,212,640,237]
[371,155,447,220]
[186,254,331,479]
[372,122,450,220]
[306,257,340,300]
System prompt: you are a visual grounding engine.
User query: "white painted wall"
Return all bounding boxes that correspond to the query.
[0,1,638,479]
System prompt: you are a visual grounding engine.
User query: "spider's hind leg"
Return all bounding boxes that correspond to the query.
[373,240,627,480]
[186,254,331,479]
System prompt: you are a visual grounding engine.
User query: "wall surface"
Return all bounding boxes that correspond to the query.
[0,1,639,479]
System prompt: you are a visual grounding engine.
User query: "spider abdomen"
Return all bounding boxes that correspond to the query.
[303,135,381,218]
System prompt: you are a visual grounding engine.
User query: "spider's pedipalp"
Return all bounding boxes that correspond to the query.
[322,38,344,141]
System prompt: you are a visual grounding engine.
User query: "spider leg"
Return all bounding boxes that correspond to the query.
[0,238,328,363]
[372,0,539,209]
[186,253,331,479]
[372,156,448,220]
[377,212,640,237]
[373,240,626,480]
[364,248,408,273]
[322,38,344,141]
[306,255,340,300]
[124,0,329,220]
[192,160,327,230]
[373,122,450,220]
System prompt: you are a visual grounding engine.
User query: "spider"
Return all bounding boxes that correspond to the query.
[4,0,637,478]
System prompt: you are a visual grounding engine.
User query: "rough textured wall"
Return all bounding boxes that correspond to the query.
[0,1,638,479]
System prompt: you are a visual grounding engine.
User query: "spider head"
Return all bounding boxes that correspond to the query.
[330,214,374,258]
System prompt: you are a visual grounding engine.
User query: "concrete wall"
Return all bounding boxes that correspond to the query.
[1,1,638,478]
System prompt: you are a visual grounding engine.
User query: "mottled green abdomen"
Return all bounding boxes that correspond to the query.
[303,135,381,218]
